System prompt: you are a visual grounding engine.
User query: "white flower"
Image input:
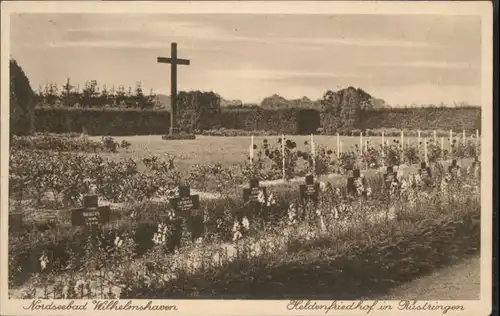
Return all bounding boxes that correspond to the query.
[366,186,372,197]
[232,220,241,233]
[334,188,341,197]
[74,279,85,293]
[369,163,375,168]
[242,217,250,230]
[288,204,298,224]
[216,218,223,229]
[332,206,339,219]
[400,179,408,192]
[266,193,276,207]
[39,254,49,271]
[319,182,327,191]
[114,236,123,247]
[257,190,266,204]
[232,230,243,242]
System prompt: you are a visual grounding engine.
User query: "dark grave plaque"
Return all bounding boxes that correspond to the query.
[299,174,320,203]
[9,213,23,232]
[71,195,110,227]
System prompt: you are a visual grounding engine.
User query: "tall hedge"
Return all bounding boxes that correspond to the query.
[177,91,221,133]
[358,107,481,132]
[34,107,170,136]
[220,108,320,134]
[10,59,36,136]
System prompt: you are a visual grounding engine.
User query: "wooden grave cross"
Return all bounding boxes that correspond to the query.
[448,159,460,178]
[157,42,190,135]
[243,178,267,204]
[71,195,111,228]
[419,162,432,178]
[384,166,399,186]
[169,185,203,246]
[169,185,201,217]
[347,169,366,196]
[299,174,320,204]
[9,212,23,233]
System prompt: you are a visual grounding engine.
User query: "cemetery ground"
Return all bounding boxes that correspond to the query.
[8,133,481,299]
[89,134,449,172]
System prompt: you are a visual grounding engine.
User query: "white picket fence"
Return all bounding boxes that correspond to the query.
[248,129,480,181]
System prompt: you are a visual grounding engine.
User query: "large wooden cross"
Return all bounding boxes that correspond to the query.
[157,43,190,135]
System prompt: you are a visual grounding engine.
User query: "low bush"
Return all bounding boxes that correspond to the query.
[162,133,196,140]
[201,129,279,137]
[10,135,121,153]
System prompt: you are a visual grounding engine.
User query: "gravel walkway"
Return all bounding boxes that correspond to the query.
[375,255,480,300]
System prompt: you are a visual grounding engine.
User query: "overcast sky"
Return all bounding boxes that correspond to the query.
[10,13,481,106]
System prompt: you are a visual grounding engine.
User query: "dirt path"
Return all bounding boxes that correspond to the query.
[375,255,480,300]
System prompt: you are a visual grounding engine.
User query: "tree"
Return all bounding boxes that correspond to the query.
[61,77,78,107]
[134,82,146,108]
[10,59,36,136]
[100,84,109,107]
[81,80,99,107]
[43,82,59,106]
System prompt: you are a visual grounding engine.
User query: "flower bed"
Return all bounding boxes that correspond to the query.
[9,163,480,295]
[122,195,480,299]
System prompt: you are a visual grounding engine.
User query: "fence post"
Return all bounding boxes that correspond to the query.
[336,132,340,159]
[424,137,428,164]
[449,129,453,156]
[249,135,254,166]
[418,130,421,147]
[381,130,385,167]
[433,130,437,143]
[282,134,285,181]
[311,134,316,177]
[400,130,404,164]
[441,136,444,159]
[360,132,363,155]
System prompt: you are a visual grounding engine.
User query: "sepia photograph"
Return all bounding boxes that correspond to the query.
[0,1,493,315]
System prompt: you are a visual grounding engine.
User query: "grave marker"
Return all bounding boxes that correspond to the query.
[169,185,203,245]
[347,169,366,196]
[243,178,267,203]
[418,162,433,185]
[448,159,461,177]
[384,166,399,186]
[169,185,201,216]
[71,195,110,227]
[9,213,23,233]
[299,174,320,204]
